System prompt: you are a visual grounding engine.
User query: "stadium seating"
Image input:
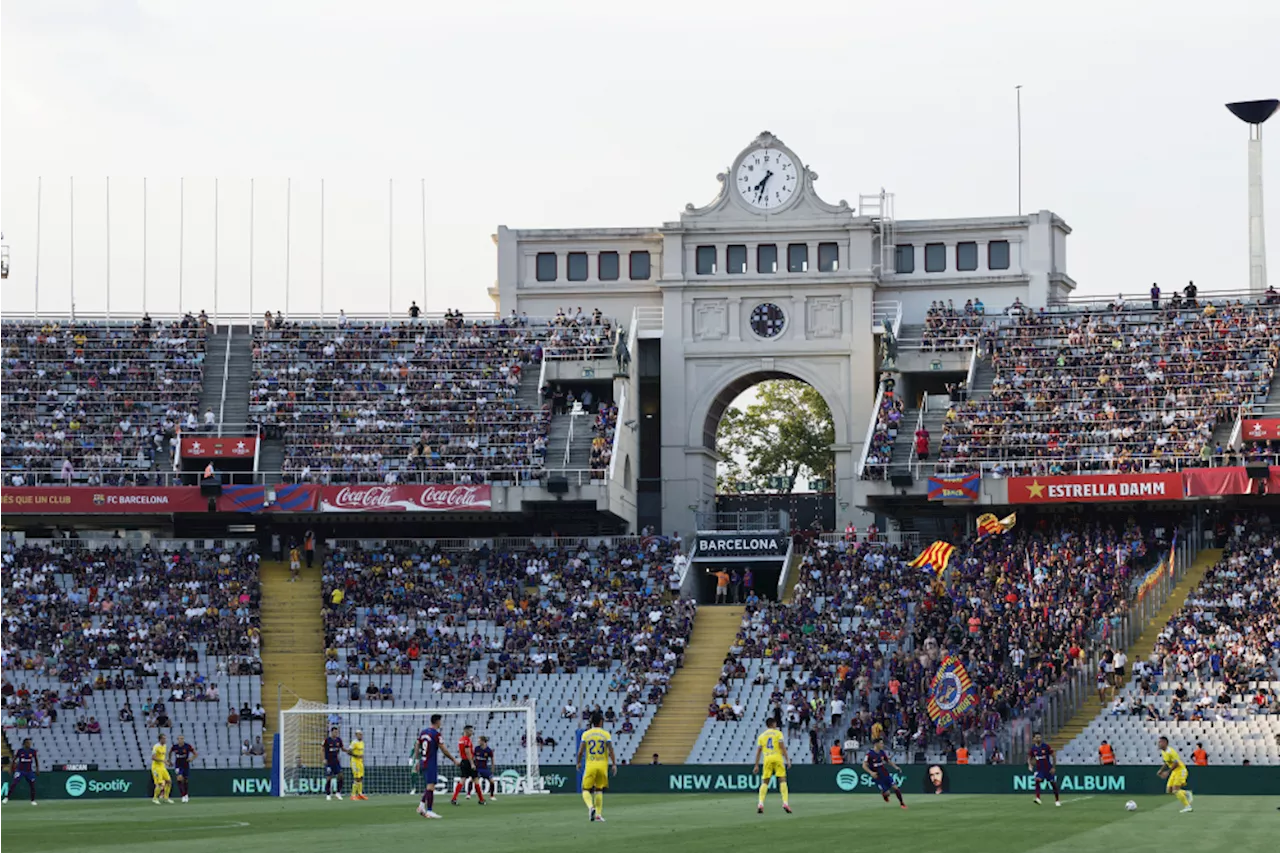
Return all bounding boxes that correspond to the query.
[319,538,690,765]
[1,540,265,769]
[920,299,988,351]
[1059,517,1280,766]
[0,317,207,485]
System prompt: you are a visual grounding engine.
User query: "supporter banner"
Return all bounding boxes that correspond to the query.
[0,487,208,514]
[1008,473,1183,504]
[180,436,258,459]
[927,472,980,501]
[0,769,272,800]
[1241,418,1280,442]
[219,484,321,513]
[318,484,492,512]
[1183,466,1253,497]
[693,532,788,558]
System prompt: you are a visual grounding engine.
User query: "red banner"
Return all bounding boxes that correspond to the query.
[1008,473,1184,504]
[318,484,492,512]
[181,437,258,459]
[0,487,208,514]
[1241,419,1280,442]
[1183,466,1253,497]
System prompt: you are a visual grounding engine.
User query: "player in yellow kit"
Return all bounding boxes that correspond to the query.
[350,730,368,799]
[576,710,616,823]
[752,717,792,814]
[151,733,173,804]
[1157,736,1193,813]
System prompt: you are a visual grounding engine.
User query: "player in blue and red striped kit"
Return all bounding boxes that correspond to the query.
[862,739,907,809]
[1028,733,1062,806]
[414,714,457,819]
[474,736,496,800]
[5,738,40,805]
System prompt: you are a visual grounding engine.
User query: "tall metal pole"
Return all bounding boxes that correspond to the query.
[105,177,111,320]
[319,178,325,320]
[179,177,185,312]
[420,177,428,315]
[142,177,148,313]
[388,178,394,321]
[69,177,75,319]
[1016,85,1023,216]
[285,177,292,318]
[249,178,255,319]
[34,177,42,317]
[214,178,219,324]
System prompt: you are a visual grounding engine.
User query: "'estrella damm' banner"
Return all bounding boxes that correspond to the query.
[1008,473,1183,504]
[927,655,977,734]
[927,472,980,501]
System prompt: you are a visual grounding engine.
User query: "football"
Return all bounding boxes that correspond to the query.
[1125,800,1138,811]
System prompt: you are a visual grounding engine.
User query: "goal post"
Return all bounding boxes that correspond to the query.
[277,699,545,797]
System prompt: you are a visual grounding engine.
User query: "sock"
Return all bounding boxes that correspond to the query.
[337,777,343,794]
[882,792,889,802]
[453,781,463,801]
[475,781,485,804]
[894,788,904,806]
[757,782,768,804]
[593,791,603,814]
[780,782,789,804]
[29,779,37,801]
[353,780,362,796]
[583,790,595,810]
[1053,782,1061,802]
[1176,789,1190,807]
[425,789,434,810]
[1034,779,1042,798]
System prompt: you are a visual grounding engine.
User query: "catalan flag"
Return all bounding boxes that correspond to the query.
[909,540,957,578]
[927,654,978,733]
[976,512,1017,539]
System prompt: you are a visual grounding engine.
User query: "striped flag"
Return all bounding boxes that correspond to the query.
[976,512,1017,539]
[909,541,957,578]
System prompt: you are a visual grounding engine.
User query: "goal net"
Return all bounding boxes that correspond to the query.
[278,700,544,797]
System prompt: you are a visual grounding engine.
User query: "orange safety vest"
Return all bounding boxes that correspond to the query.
[1099,744,1115,764]
[1192,749,1207,766]
[830,745,843,764]
[956,747,969,764]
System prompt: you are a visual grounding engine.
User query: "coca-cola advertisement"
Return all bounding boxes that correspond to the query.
[318,484,492,513]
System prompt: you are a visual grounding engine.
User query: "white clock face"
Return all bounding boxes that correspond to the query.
[735,147,798,211]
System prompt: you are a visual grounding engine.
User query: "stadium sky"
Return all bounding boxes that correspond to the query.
[1,0,1276,319]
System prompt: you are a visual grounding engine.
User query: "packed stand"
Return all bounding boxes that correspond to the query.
[1,315,208,486]
[860,373,903,480]
[249,313,564,485]
[543,307,616,359]
[936,299,1280,476]
[319,538,692,764]
[920,299,988,351]
[1,539,265,769]
[589,401,619,480]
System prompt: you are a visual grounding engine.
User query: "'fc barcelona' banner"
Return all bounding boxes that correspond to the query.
[927,472,980,502]
[927,655,978,734]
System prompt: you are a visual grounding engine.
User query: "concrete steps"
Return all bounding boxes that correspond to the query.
[636,605,745,763]
[259,556,327,766]
[1051,548,1221,752]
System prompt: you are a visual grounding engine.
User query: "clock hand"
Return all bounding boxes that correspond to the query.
[755,170,773,203]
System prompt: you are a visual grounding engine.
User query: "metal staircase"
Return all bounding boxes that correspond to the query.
[197,324,255,432]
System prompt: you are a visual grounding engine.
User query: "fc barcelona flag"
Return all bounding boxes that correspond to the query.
[909,540,956,578]
[927,654,978,734]
[976,512,1017,539]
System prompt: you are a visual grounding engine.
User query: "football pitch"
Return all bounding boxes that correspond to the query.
[1,793,1275,853]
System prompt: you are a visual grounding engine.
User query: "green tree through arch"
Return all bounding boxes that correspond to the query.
[715,379,835,493]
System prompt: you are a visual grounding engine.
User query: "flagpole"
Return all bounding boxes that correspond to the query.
[34,177,42,318]
[388,177,394,321]
[214,178,220,325]
[179,176,185,312]
[285,177,292,319]
[69,177,75,319]
[319,178,325,321]
[420,176,428,315]
[142,177,148,314]
[249,177,255,318]
[105,176,111,321]
[1016,85,1023,216]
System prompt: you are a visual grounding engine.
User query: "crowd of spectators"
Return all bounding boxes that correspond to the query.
[920,299,988,351]
[543,307,616,359]
[935,299,1280,476]
[860,374,904,480]
[589,402,619,480]
[320,538,693,717]
[1,317,207,486]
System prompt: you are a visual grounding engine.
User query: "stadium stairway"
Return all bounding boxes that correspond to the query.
[780,550,805,603]
[1050,548,1222,752]
[636,605,745,763]
[259,556,328,765]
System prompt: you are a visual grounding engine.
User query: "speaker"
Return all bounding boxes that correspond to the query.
[200,479,223,496]
[890,474,914,488]
[1246,464,1270,480]
[546,477,570,494]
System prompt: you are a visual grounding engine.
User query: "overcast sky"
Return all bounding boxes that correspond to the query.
[2,0,1276,320]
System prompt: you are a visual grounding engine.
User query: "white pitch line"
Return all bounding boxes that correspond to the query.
[1058,796,1094,804]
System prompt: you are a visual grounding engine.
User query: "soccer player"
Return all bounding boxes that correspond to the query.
[752,716,792,814]
[349,730,367,800]
[323,726,346,801]
[452,724,485,805]
[171,735,198,803]
[415,713,458,819]
[1028,733,1061,806]
[3,737,39,805]
[862,738,906,809]
[576,709,616,823]
[474,735,496,800]
[1157,736,1193,813]
[151,734,174,804]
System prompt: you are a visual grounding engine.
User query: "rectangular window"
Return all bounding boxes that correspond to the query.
[818,242,839,272]
[696,245,717,276]
[629,251,651,280]
[988,240,1011,270]
[727,244,747,274]
[567,252,588,281]
[894,244,914,274]
[956,241,978,272]
[787,243,808,273]
[598,251,619,281]
[924,243,946,273]
[757,244,778,274]
[535,252,557,282]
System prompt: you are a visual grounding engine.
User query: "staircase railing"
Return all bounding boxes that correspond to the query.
[776,536,796,601]
[965,341,979,393]
[218,325,234,435]
[856,380,888,479]
[608,386,626,480]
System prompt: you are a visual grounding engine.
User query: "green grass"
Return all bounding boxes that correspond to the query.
[1,793,1275,853]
